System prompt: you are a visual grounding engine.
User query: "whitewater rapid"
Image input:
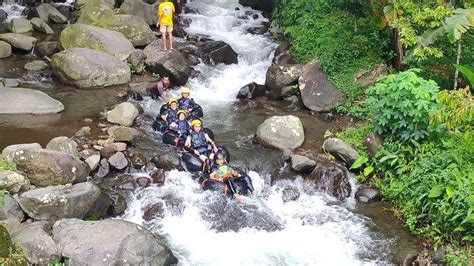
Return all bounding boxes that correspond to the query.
[123,0,394,265]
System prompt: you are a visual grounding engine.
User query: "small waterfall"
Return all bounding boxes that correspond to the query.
[1,0,26,22]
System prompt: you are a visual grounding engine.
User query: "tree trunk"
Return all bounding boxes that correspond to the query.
[454,39,462,90]
[392,28,404,71]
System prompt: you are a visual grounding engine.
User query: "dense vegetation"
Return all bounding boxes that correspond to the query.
[273,0,473,264]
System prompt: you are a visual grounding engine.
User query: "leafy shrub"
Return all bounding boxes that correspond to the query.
[431,88,474,131]
[0,156,14,171]
[367,69,439,141]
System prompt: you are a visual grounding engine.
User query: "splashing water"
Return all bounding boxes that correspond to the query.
[124,0,396,264]
[1,2,26,22]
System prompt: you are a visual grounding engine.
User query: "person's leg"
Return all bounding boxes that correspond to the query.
[160,25,167,50]
[168,26,174,49]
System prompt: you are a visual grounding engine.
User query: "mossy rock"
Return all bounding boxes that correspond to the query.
[0,224,11,258]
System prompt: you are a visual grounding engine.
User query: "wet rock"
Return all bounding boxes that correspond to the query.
[290,155,316,173]
[356,187,380,203]
[127,49,146,74]
[130,153,146,169]
[0,170,30,194]
[99,145,116,159]
[13,149,88,187]
[107,102,139,127]
[173,25,188,38]
[128,81,152,100]
[272,50,296,65]
[73,126,91,139]
[8,18,33,33]
[51,48,131,89]
[110,142,127,152]
[119,0,156,25]
[282,185,300,202]
[79,149,99,160]
[17,182,101,221]
[322,138,359,166]
[35,41,60,57]
[30,4,67,24]
[24,60,48,71]
[85,155,101,171]
[247,25,268,35]
[0,10,7,22]
[0,78,19,88]
[0,41,12,58]
[306,156,352,200]
[265,64,304,99]
[144,40,192,86]
[46,136,79,158]
[299,61,346,112]
[151,169,165,185]
[239,0,273,13]
[52,219,177,265]
[198,40,238,65]
[49,12,68,24]
[84,191,112,219]
[136,176,151,188]
[110,126,137,142]
[108,152,128,170]
[255,115,304,151]
[236,82,266,99]
[152,151,181,171]
[0,87,64,115]
[30,17,54,34]
[363,132,383,156]
[143,202,164,221]
[11,223,61,265]
[2,143,42,161]
[60,24,134,60]
[0,194,24,222]
[0,33,37,51]
[95,158,110,178]
[183,6,198,14]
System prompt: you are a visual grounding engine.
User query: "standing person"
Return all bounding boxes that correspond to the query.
[157,0,175,51]
[150,74,171,100]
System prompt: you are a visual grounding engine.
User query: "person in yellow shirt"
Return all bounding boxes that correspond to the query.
[157,0,175,50]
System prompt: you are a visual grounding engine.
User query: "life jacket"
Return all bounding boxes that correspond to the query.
[167,109,178,124]
[215,165,233,179]
[190,131,208,153]
[177,120,189,135]
[178,97,195,110]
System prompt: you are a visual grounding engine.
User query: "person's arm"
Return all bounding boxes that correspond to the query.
[205,134,218,150]
[184,136,191,148]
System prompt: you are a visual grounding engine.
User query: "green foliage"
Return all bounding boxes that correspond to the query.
[444,245,472,266]
[0,225,27,265]
[455,64,474,87]
[367,69,439,141]
[0,156,14,171]
[335,123,373,158]
[431,88,474,131]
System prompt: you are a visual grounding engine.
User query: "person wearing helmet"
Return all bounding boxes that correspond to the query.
[178,87,198,112]
[185,118,218,162]
[161,98,179,124]
[168,109,190,137]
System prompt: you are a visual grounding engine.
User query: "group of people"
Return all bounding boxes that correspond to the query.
[154,84,256,199]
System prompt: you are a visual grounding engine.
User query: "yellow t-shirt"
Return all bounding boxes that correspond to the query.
[158,2,175,27]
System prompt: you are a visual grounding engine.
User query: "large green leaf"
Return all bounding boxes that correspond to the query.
[442,8,474,42]
[428,184,443,198]
[454,64,474,87]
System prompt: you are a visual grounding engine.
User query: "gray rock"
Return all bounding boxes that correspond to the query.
[30,17,54,34]
[52,219,177,265]
[0,88,64,115]
[100,145,116,159]
[107,102,139,127]
[24,60,49,71]
[298,61,346,112]
[0,170,30,194]
[13,149,88,187]
[0,41,12,58]
[0,195,24,222]
[239,0,273,12]
[119,0,156,25]
[265,64,304,99]
[46,136,79,158]
[35,41,60,57]
[151,151,181,171]
[114,14,155,47]
[2,143,42,161]
[236,82,266,100]
[30,3,67,24]
[290,155,316,173]
[363,132,383,156]
[144,40,192,85]
[96,158,110,178]
[322,138,359,166]
[127,49,146,74]
[198,40,238,65]
[255,115,304,151]
[109,126,142,142]
[85,155,101,171]
[356,187,380,203]
[60,24,134,60]
[306,156,352,200]
[11,223,61,265]
[49,12,67,24]
[7,18,33,33]
[51,48,131,89]
[17,182,101,221]
[0,9,7,23]
[110,142,127,152]
[108,152,128,170]
[0,78,20,88]
[0,33,37,51]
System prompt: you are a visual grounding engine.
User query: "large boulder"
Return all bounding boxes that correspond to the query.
[2,143,42,161]
[52,219,177,265]
[11,223,61,265]
[51,48,131,89]
[127,49,146,74]
[60,24,134,60]
[106,102,139,127]
[306,156,352,200]
[0,195,24,222]
[46,136,80,158]
[35,41,60,57]
[239,0,273,13]
[265,64,304,99]
[322,138,359,166]
[13,149,88,187]
[144,41,192,85]
[299,61,346,112]
[7,18,33,33]
[76,0,114,10]
[255,115,304,151]
[17,182,101,221]
[0,87,64,115]
[29,3,67,23]
[0,41,12,58]
[290,155,316,173]
[30,17,54,34]
[0,170,30,194]
[0,33,37,51]
[236,82,266,99]
[198,41,238,65]
[119,0,156,26]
